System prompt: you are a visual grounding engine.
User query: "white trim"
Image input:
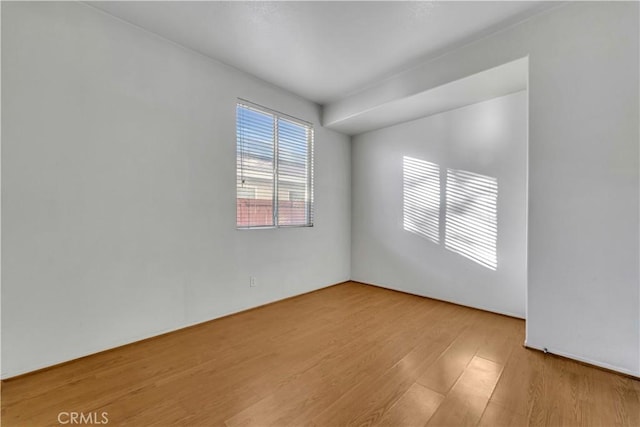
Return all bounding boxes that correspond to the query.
[524,341,640,378]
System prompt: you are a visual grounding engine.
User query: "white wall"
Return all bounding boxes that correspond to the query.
[1,2,351,379]
[352,91,527,318]
[343,2,640,376]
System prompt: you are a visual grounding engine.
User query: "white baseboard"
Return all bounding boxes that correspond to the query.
[524,341,639,378]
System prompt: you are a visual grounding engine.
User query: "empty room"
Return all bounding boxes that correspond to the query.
[1,1,639,426]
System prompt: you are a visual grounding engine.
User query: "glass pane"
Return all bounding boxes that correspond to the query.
[277,118,310,226]
[237,105,275,227]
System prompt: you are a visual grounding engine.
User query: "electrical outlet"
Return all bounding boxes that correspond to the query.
[249,276,256,287]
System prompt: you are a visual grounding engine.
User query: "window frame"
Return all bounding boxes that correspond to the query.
[236,99,314,229]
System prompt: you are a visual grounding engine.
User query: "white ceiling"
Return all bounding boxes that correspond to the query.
[89,1,553,105]
[326,57,528,135]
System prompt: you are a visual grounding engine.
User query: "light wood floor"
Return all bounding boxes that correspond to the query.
[2,282,639,426]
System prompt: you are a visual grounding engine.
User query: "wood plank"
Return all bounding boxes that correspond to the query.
[478,400,528,426]
[223,296,435,427]
[415,313,485,395]
[375,382,444,427]
[308,339,449,427]
[426,356,503,426]
[489,341,546,416]
[300,301,468,427]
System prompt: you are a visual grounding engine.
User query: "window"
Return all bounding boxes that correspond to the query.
[236,100,314,228]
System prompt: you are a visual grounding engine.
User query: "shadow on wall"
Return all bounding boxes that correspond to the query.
[402,156,498,270]
[403,156,441,243]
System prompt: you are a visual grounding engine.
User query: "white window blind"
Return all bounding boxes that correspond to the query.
[236,101,313,228]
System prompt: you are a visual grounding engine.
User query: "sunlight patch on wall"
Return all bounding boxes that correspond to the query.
[403,156,440,243]
[445,168,498,270]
